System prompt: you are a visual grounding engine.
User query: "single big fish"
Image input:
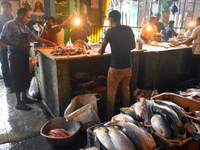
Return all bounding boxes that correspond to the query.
[120,102,143,121]
[93,127,116,150]
[154,100,189,124]
[112,113,138,125]
[108,121,156,150]
[151,114,172,139]
[107,126,136,150]
[152,103,187,140]
[154,100,200,140]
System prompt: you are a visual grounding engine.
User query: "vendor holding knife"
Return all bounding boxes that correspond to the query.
[179,17,200,79]
[0,8,57,110]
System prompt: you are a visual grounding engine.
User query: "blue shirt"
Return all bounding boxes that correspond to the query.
[104,25,134,69]
[163,26,178,42]
[1,17,37,52]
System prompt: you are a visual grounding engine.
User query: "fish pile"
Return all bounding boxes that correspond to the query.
[121,98,200,141]
[93,113,156,150]
[70,72,107,95]
[46,129,71,137]
[180,88,200,101]
[50,40,92,56]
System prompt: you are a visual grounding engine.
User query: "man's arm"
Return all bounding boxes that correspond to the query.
[98,40,108,55]
[132,37,136,50]
[172,29,178,37]
[178,38,193,46]
[58,14,76,30]
[140,35,148,42]
[35,36,57,47]
[39,25,47,38]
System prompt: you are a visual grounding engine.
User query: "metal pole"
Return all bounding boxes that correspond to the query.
[191,0,197,21]
[181,0,186,28]
[144,0,147,21]
[137,0,139,26]
[149,0,152,18]
[157,0,160,13]
[175,0,181,27]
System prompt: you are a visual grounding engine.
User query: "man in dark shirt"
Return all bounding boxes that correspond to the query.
[98,10,135,119]
[0,1,14,91]
[154,13,165,33]
[163,20,178,42]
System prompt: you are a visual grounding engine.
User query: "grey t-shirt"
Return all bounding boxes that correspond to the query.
[104,25,134,69]
[0,13,14,32]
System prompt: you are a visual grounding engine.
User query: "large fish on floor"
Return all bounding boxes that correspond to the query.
[93,126,116,150]
[152,102,187,140]
[151,114,172,139]
[111,113,138,125]
[120,101,143,121]
[154,100,200,140]
[106,126,136,150]
[106,121,156,150]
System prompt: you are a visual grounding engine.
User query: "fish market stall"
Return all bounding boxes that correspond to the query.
[35,44,141,117]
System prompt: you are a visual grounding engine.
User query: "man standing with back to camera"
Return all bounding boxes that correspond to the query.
[0,1,14,92]
[98,10,135,119]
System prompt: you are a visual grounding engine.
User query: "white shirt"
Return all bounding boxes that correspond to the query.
[190,26,200,55]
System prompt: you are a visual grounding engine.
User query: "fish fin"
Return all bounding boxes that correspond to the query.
[186,123,200,140]
[184,106,190,112]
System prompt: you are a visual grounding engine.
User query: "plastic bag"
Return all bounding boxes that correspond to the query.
[28,76,40,99]
[171,4,178,15]
[66,103,101,131]
[64,93,101,118]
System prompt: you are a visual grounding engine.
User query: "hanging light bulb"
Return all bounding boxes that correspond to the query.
[189,21,194,26]
[74,17,80,24]
[147,25,152,31]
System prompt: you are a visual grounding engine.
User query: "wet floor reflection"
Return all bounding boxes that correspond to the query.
[0,80,12,139]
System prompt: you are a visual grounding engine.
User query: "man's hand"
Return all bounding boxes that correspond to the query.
[18,44,28,49]
[51,42,57,47]
[98,49,101,54]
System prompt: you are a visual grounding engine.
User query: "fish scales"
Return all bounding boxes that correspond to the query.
[107,126,136,150]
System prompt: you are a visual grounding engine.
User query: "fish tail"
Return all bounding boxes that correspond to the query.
[186,123,200,140]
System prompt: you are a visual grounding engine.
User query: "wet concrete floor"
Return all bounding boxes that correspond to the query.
[0,79,87,150]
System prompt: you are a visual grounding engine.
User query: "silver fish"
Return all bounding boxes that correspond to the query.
[107,126,136,150]
[108,121,156,150]
[112,113,138,125]
[120,102,143,121]
[93,126,116,150]
[152,102,187,140]
[151,114,172,139]
[154,100,200,140]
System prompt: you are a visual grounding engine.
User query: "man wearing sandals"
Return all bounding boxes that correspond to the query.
[0,8,57,110]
